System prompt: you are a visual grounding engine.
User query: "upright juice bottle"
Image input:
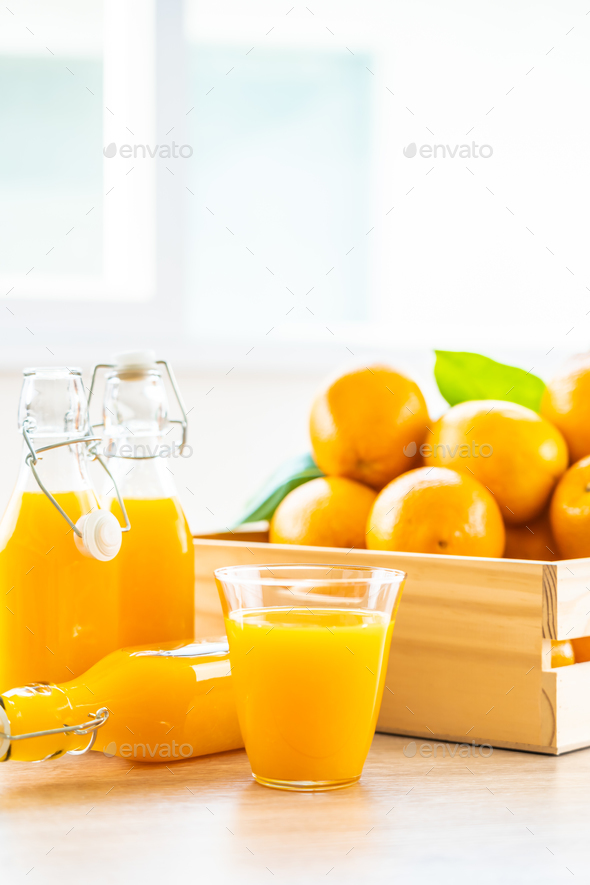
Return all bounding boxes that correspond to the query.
[93,352,195,646]
[0,367,127,692]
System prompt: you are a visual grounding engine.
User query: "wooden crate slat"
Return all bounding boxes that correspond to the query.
[546,660,590,752]
[554,560,590,641]
[192,535,590,754]
[542,564,558,640]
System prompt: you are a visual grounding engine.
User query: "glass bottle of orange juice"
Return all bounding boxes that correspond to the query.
[0,367,130,692]
[0,638,242,763]
[91,352,194,646]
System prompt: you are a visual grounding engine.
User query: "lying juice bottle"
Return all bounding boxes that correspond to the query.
[0,639,243,763]
[0,367,128,692]
[92,352,195,646]
[551,639,575,667]
[572,637,590,662]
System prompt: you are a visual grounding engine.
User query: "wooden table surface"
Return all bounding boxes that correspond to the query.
[2,734,590,883]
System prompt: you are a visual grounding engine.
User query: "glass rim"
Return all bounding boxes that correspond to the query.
[214,562,406,587]
[23,366,82,377]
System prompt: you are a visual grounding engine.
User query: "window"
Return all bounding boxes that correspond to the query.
[185,43,372,338]
[1,0,589,362]
[0,0,155,325]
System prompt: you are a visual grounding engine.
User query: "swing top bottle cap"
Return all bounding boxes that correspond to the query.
[74,512,123,562]
[112,351,157,372]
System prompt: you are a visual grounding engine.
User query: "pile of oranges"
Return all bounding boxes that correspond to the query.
[269,358,590,562]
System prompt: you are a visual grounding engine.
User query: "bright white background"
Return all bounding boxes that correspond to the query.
[0,0,589,530]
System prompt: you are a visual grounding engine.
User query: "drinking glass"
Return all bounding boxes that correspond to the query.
[215,563,406,792]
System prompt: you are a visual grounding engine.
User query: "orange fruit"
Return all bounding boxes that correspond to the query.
[572,637,590,663]
[550,640,575,668]
[422,400,568,524]
[541,354,590,463]
[269,476,377,549]
[366,466,505,557]
[309,365,429,490]
[503,511,560,561]
[550,456,590,558]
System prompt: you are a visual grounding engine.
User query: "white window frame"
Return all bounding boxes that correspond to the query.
[0,0,391,371]
[3,0,584,372]
[0,0,189,366]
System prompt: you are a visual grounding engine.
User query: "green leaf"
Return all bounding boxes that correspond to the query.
[434,350,546,412]
[235,452,324,525]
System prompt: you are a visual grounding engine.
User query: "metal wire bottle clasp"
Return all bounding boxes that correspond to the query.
[88,359,189,457]
[22,421,131,548]
[0,707,109,757]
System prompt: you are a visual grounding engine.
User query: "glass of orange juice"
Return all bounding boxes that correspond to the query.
[215,564,405,792]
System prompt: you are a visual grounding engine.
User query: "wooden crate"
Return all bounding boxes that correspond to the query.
[193,529,590,755]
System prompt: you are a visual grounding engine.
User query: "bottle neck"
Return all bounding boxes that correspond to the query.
[0,684,93,762]
[16,367,96,497]
[17,437,94,495]
[103,450,178,499]
[100,366,183,500]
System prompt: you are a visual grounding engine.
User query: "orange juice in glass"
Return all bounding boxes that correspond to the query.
[215,564,405,791]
